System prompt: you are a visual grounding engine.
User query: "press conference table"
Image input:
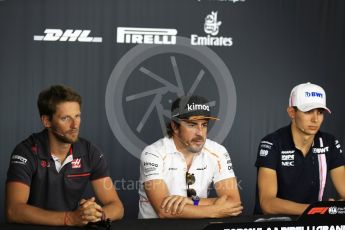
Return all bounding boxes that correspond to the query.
[0,215,300,230]
[2,214,345,230]
[2,201,345,229]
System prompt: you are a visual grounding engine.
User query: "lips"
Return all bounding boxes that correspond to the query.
[67,129,79,134]
[193,137,203,141]
[192,138,205,145]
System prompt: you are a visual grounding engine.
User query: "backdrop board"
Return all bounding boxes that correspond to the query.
[1,0,345,221]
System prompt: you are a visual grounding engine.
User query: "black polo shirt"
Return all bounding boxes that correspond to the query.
[254,125,345,214]
[6,129,109,211]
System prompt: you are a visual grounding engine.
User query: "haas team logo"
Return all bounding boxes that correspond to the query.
[71,158,82,169]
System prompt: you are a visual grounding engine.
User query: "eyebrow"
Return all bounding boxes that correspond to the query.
[183,120,208,125]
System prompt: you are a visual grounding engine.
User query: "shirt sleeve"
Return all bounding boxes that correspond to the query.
[139,147,163,183]
[89,145,110,180]
[328,136,345,170]
[213,146,235,184]
[6,144,36,186]
[255,136,279,170]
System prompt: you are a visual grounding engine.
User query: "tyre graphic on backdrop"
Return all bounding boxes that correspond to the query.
[105,37,236,159]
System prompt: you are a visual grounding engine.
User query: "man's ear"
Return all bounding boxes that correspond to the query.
[171,121,179,134]
[287,107,296,119]
[41,115,51,128]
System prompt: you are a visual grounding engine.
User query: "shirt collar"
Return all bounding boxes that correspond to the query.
[33,129,86,159]
[286,124,323,150]
[165,136,203,156]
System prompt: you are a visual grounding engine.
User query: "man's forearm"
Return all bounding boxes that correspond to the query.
[158,198,242,219]
[196,197,237,206]
[199,198,216,206]
[7,203,65,226]
[261,197,309,215]
[102,201,124,221]
[157,203,220,219]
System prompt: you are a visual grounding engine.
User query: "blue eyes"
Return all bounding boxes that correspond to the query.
[61,115,81,122]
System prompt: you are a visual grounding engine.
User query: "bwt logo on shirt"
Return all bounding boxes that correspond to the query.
[304,92,323,98]
[187,103,210,111]
[313,146,329,154]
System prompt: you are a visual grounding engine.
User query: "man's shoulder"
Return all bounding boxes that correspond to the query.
[9,131,44,166]
[142,137,173,157]
[73,137,104,157]
[12,131,44,155]
[256,126,292,156]
[204,139,226,150]
[315,131,340,149]
[75,136,93,148]
[316,130,337,141]
[144,137,167,149]
[261,125,290,143]
[202,139,228,158]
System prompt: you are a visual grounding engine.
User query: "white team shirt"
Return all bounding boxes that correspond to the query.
[138,136,235,219]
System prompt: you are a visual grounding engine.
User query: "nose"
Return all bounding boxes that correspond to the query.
[311,110,319,122]
[70,117,80,128]
[195,124,204,135]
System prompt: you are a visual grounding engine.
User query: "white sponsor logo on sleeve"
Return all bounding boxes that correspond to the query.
[11,155,28,165]
[259,149,269,157]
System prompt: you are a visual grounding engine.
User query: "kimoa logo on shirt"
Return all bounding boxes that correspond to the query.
[187,103,210,111]
[144,162,158,167]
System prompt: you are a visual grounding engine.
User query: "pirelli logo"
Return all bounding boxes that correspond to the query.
[117,27,177,45]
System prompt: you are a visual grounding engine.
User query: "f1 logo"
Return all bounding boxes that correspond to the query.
[307,207,329,215]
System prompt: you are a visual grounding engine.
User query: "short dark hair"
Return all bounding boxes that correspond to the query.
[37,85,82,118]
[166,120,180,138]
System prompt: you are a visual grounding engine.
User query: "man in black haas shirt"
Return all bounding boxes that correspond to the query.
[255,82,345,215]
[6,85,124,226]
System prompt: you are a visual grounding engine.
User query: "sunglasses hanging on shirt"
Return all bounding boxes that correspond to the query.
[186,172,197,197]
[186,172,200,206]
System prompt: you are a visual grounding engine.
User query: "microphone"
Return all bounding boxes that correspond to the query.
[174,134,190,147]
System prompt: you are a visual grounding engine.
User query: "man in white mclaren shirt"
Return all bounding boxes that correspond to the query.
[138,95,243,219]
